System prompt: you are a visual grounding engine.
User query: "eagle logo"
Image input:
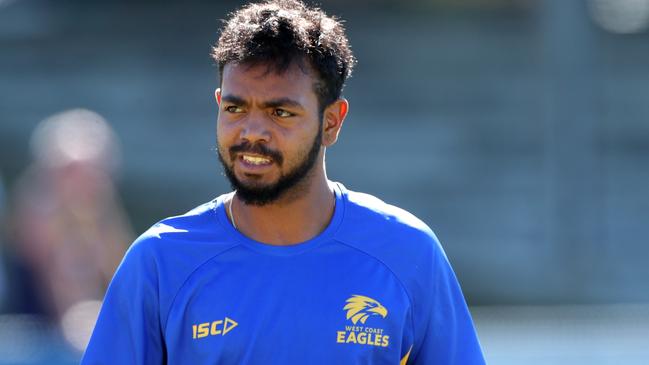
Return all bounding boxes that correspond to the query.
[343,295,388,325]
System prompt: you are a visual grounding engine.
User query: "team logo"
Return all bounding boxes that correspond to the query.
[344,295,388,324]
[192,317,238,339]
[337,295,390,347]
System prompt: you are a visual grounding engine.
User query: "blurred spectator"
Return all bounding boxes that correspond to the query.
[9,109,132,334]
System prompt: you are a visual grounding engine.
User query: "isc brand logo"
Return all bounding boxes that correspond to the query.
[192,317,238,339]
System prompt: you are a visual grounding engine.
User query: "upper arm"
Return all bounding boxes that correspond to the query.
[81,238,165,365]
[408,236,485,365]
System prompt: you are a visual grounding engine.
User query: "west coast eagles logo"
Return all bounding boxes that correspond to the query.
[336,295,390,347]
[344,295,388,324]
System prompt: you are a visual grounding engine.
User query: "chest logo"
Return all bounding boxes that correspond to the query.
[344,295,388,324]
[337,295,390,347]
[192,317,238,339]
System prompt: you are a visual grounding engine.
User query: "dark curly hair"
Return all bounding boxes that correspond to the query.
[211,0,356,112]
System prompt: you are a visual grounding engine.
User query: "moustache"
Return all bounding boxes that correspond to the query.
[229,142,284,165]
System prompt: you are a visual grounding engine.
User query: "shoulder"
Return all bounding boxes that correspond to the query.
[119,197,239,292]
[344,189,433,232]
[334,185,450,301]
[114,196,239,329]
[127,197,235,260]
[337,186,442,261]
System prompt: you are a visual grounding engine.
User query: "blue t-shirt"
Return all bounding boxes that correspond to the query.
[82,183,485,364]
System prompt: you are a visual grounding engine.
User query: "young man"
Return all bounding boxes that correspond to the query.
[82,0,485,364]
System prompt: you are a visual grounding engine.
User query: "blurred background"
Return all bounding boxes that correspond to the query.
[1,0,648,363]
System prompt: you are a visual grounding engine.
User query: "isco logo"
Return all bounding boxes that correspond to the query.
[192,317,238,339]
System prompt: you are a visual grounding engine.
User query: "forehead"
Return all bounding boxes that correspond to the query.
[220,62,318,104]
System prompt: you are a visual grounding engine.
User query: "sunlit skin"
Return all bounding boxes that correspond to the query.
[216,61,348,245]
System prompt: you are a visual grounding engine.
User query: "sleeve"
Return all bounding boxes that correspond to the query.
[81,237,166,365]
[408,238,485,365]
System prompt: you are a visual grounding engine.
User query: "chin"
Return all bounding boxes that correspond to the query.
[235,174,277,189]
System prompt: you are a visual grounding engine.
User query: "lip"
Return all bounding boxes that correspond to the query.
[236,154,274,173]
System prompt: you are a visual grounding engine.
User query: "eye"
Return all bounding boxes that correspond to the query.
[273,108,294,118]
[224,105,244,113]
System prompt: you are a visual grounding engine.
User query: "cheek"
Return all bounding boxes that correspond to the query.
[216,119,235,143]
[215,123,233,159]
[286,130,319,160]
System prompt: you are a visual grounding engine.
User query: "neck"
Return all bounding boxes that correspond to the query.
[228,175,335,246]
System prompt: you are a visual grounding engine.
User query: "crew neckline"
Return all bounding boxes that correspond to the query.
[214,181,346,256]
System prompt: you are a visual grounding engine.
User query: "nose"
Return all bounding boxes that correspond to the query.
[239,111,271,144]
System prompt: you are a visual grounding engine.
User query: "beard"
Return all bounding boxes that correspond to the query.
[217,124,323,206]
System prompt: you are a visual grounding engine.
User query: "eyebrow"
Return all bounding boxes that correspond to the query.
[262,97,304,110]
[221,94,247,106]
[221,94,304,110]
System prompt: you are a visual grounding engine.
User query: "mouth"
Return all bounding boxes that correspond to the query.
[236,153,275,174]
[240,154,273,166]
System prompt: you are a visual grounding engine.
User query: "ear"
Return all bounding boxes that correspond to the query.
[322,98,349,147]
[215,88,222,105]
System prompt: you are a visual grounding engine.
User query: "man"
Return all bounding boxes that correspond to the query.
[82,0,485,364]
